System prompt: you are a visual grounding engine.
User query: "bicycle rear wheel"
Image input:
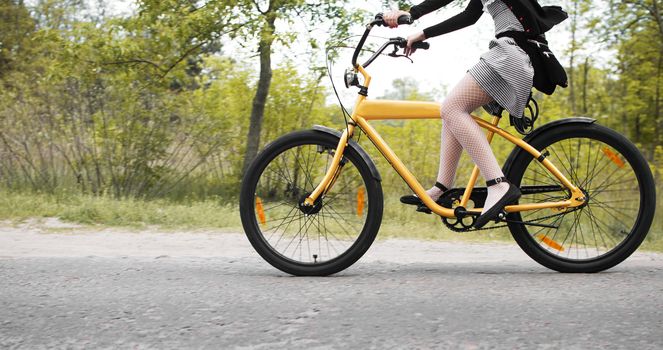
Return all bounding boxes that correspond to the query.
[505,122,656,272]
[240,130,383,276]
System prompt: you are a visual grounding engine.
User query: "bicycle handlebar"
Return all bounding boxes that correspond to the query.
[351,13,429,68]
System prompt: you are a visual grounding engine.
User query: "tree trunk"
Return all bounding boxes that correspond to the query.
[241,15,276,177]
[619,59,628,136]
[654,49,662,160]
[568,0,578,116]
[582,57,589,115]
[635,114,641,144]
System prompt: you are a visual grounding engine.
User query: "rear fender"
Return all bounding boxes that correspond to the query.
[503,117,596,177]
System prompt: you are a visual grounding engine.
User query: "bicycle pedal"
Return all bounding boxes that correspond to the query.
[416,205,432,214]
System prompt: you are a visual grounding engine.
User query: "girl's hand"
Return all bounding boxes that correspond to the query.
[405,31,426,57]
[383,10,411,28]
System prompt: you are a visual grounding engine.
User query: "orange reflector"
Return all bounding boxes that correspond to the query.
[255,196,266,225]
[536,234,565,251]
[602,147,625,168]
[357,187,365,217]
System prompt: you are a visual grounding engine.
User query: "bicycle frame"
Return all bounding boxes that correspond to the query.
[305,66,586,219]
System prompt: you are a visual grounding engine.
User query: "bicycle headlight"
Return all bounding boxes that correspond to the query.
[344,68,359,88]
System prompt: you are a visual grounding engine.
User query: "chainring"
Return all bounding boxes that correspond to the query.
[438,188,487,232]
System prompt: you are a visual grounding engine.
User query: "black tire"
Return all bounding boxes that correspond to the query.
[505,122,656,272]
[239,130,383,276]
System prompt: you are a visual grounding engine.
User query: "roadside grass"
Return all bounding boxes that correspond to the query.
[0,191,514,242]
[0,190,661,252]
[0,191,241,231]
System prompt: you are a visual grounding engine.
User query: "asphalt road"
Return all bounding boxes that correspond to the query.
[1,225,662,349]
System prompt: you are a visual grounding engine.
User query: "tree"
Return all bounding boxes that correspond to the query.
[0,0,36,80]
[237,0,358,176]
[603,0,663,157]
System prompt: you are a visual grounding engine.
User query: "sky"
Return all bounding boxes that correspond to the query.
[67,0,607,104]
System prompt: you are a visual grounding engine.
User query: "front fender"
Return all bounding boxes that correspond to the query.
[312,125,381,182]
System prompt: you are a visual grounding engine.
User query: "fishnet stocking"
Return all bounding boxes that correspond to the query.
[427,74,510,214]
[425,124,461,200]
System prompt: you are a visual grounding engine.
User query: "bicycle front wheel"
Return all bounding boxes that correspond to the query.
[506,122,656,272]
[239,130,383,276]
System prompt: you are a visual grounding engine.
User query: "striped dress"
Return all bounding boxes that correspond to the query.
[468,0,534,118]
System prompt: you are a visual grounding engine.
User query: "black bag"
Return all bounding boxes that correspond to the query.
[527,37,568,95]
[497,31,568,95]
[498,0,569,94]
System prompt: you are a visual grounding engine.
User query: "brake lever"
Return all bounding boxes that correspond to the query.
[388,46,413,63]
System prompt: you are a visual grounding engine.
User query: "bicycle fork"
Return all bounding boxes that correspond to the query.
[303,124,356,207]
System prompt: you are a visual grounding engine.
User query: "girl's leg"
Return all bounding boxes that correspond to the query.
[435,73,510,214]
[425,125,462,200]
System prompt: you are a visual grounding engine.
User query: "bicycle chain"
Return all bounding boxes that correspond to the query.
[444,206,582,233]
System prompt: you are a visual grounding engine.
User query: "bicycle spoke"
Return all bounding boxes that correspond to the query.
[248,137,374,266]
[583,209,609,252]
[514,133,642,262]
[584,204,620,248]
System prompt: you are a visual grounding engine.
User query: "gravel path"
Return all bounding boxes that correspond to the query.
[1,221,662,349]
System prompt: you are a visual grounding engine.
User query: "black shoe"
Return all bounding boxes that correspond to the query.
[399,194,424,206]
[399,182,448,206]
[474,177,521,229]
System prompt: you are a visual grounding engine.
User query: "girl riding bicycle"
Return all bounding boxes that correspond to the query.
[384,0,566,228]
[240,1,655,276]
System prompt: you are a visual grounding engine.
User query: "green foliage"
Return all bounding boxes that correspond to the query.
[0,0,336,200]
[0,0,660,245]
[0,0,36,79]
[536,0,663,179]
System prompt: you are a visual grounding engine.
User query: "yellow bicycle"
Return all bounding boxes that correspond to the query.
[239,14,656,276]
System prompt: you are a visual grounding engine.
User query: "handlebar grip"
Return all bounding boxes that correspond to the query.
[397,15,413,25]
[373,13,413,26]
[412,41,430,50]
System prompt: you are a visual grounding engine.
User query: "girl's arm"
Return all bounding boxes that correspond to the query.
[384,0,452,28]
[421,0,483,39]
[408,0,454,20]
